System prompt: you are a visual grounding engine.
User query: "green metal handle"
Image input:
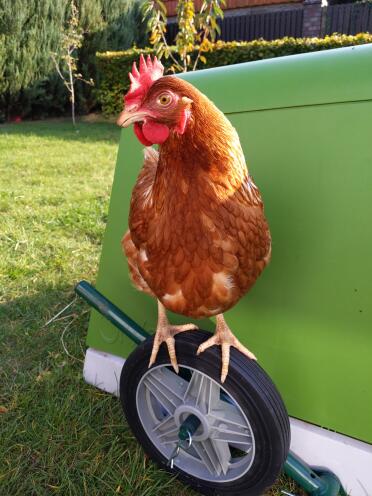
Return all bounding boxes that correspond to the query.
[75,280,150,345]
[283,452,345,496]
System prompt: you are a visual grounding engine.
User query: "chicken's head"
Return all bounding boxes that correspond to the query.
[117,55,193,146]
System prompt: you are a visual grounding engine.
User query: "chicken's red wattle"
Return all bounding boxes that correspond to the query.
[134,121,169,146]
[133,122,152,146]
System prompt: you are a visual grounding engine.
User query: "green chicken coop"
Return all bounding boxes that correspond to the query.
[82,44,372,495]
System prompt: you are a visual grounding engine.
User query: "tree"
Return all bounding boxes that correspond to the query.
[0,0,67,118]
[142,0,225,72]
[0,0,147,120]
[77,0,148,111]
[51,0,93,127]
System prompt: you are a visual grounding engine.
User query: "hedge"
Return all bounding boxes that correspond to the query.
[96,33,372,115]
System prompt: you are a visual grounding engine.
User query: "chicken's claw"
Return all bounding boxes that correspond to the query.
[149,301,198,372]
[197,314,257,383]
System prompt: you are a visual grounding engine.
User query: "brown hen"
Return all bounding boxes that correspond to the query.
[118,56,271,382]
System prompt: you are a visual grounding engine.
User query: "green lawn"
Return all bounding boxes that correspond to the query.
[0,121,302,495]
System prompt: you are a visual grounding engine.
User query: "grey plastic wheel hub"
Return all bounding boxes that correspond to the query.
[135,364,256,482]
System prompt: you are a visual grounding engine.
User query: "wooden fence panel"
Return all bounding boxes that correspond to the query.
[325,3,372,35]
[165,2,372,46]
[221,9,304,41]
[166,8,304,44]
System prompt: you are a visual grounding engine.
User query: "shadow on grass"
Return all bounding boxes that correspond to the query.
[0,120,121,144]
[0,283,89,378]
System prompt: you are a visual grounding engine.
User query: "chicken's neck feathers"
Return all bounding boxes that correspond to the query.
[153,100,249,204]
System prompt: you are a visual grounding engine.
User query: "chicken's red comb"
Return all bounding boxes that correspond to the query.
[124,54,164,107]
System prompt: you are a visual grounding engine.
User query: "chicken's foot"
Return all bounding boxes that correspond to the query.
[197,314,257,383]
[149,300,198,373]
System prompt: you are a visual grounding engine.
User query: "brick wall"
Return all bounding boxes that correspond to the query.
[302,0,322,37]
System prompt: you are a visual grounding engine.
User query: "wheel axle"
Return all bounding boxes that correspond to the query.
[178,413,201,441]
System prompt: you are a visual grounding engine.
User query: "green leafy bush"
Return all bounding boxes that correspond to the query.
[96,33,372,115]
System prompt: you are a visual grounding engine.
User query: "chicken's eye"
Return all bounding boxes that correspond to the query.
[157,93,172,106]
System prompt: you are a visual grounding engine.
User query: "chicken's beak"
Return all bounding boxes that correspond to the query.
[116,109,149,128]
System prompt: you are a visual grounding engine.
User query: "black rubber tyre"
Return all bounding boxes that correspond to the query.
[120,330,290,496]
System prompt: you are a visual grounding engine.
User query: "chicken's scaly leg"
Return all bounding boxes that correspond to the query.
[197,314,257,383]
[149,300,198,373]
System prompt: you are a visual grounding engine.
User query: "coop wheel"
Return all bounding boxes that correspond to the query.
[120,329,290,496]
